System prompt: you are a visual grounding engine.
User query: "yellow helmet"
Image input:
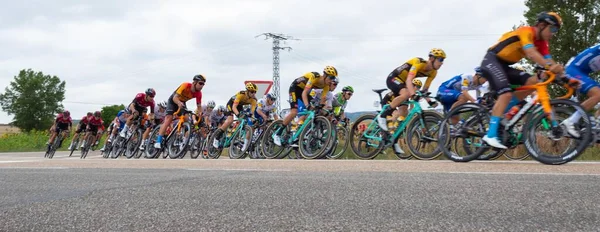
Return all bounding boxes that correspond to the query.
[324,65,338,77]
[537,11,562,28]
[309,90,316,97]
[412,79,423,88]
[245,82,258,92]
[429,48,446,58]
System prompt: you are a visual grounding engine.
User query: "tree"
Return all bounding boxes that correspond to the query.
[0,69,66,132]
[100,104,125,128]
[522,0,600,97]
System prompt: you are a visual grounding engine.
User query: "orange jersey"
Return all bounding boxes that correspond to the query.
[174,82,203,104]
[488,26,551,64]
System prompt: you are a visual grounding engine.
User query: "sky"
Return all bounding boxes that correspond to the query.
[0,0,529,123]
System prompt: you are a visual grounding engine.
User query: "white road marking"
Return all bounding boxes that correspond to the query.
[441,171,600,176]
[186,168,291,172]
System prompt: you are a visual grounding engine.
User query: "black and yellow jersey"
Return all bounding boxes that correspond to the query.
[387,57,437,89]
[292,72,330,99]
[228,91,257,112]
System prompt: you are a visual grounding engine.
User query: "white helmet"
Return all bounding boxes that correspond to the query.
[207,100,216,108]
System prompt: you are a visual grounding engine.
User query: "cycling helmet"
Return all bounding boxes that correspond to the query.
[193,74,206,82]
[158,101,166,109]
[218,105,226,112]
[310,90,316,97]
[428,48,447,58]
[324,65,338,77]
[245,82,258,92]
[342,86,354,93]
[63,110,70,117]
[537,11,562,28]
[94,111,101,117]
[207,100,216,108]
[86,112,93,117]
[412,79,423,87]
[145,88,156,97]
[474,66,483,75]
[266,93,276,100]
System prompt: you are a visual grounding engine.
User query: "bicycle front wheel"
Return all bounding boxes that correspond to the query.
[524,99,592,165]
[405,111,444,160]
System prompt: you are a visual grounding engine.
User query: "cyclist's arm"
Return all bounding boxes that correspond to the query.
[422,71,437,93]
[320,85,329,106]
[173,94,185,108]
[250,99,257,116]
[196,104,203,120]
[302,87,311,108]
[232,94,242,116]
[406,66,419,96]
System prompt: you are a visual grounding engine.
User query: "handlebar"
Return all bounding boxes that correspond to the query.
[515,71,574,99]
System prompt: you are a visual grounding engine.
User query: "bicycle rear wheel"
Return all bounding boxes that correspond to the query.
[405,111,444,160]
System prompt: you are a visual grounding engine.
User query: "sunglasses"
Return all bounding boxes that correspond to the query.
[332,82,338,86]
[248,90,256,94]
[196,82,205,86]
[346,92,353,96]
[550,26,559,34]
[437,57,445,62]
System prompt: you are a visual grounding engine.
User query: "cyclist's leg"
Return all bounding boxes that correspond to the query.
[378,78,409,131]
[282,86,301,127]
[564,67,600,135]
[155,96,177,149]
[480,52,522,149]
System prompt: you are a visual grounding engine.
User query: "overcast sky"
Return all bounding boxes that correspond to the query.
[0,0,529,123]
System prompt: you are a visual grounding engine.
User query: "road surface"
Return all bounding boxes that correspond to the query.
[1,151,599,231]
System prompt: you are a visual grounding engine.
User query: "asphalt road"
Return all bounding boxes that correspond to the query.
[1,151,600,231]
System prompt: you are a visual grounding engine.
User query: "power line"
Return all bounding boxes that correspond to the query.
[255,33,297,113]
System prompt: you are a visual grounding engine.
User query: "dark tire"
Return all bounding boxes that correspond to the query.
[229,125,252,159]
[524,99,592,165]
[439,103,492,162]
[349,114,385,159]
[299,116,333,159]
[405,111,444,160]
[259,120,288,159]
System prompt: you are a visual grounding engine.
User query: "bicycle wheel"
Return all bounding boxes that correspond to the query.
[168,122,192,159]
[48,134,62,159]
[69,136,79,157]
[259,120,289,159]
[405,111,444,160]
[439,103,492,162]
[82,135,95,159]
[229,125,252,159]
[299,116,333,159]
[190,132,205,159]
[125,129,143,159]
[145,126,162,159]
[524,99,592,165]
[206,129,224,159]
[349,114,385,159]
[327,126,349,159]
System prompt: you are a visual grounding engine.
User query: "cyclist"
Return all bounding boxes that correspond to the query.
[210,105,227,129]
[562,43,600,136]
[333,86,354,122]
[140,102,166,151]
[100,109,128,152]
[480,11,566,149]
[120,88,156,138]
[154,74,205,149]
[273,65,338,146]
[310,79,339,111]
[68,112,93,150]
[377,48,446,139]
[47,110,72,148]
[255,93,279,125]
[383,79,423,131]
[81,111,104,149]
[212,82,258,150]
[437,66,488,114]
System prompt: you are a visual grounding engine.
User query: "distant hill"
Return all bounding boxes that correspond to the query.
[345,111,374,122]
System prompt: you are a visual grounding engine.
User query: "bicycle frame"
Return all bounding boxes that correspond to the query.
[363,97,425,145]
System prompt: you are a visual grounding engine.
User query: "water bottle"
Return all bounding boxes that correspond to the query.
[505,100,527,120]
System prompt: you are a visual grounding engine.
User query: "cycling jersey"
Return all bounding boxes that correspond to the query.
[226,91,257,116]
[209,110,226,128]
[256,98,276,114]
[55,113,72,125]
[488,26,550,64]
[153,108,166,124]
[311,89,334,107]
[174,82,203,104]
[387,57,438,90]
[132,93,155,113]
[86,116,104,134]
[566,44,600,94]
[440,74,481,91]
[332,92,348,108]
[80,116,90,125]
[200,104,213,116]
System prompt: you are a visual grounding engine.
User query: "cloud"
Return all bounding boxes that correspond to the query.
[0,0,528,123]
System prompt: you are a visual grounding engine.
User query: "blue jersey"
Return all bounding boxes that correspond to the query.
[566,44,600,74]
